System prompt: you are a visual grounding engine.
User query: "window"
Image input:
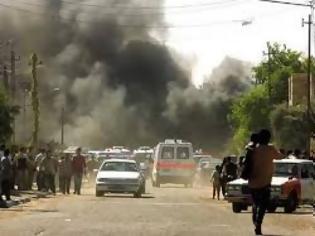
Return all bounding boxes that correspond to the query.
[305,164,315,179]
[101,162,138,172]
[274,163,299,177]
[161,146,174,159]
[301,165,310,179]
[176,147,189,160]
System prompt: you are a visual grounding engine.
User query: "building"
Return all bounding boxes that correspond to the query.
[288,73,314,106]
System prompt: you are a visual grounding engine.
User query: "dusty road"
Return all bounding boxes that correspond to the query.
[0,182,314,236]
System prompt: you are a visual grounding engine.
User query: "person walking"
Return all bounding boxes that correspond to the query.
[72,148,86,195]
[27,147,36,190]
[219,157,227,196]
[1,149,12,201]
[41,150,58,194]
[223,156,238,182]
[249,129,284,235]
[59,154,72,194]
[16,147,29,190]
[210,165,221,200]
[86,155,99,182]
[35,149,46,191]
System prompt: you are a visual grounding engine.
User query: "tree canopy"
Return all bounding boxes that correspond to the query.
[230,43,311,152]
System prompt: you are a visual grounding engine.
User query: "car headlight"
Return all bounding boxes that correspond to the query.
[97,178,108,183]
[271,186,282,193]
[227,185,241,192]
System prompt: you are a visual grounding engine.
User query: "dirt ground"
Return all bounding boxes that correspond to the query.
[0,183,314,236]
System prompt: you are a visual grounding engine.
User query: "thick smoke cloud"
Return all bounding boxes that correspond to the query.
[0,0,251,152]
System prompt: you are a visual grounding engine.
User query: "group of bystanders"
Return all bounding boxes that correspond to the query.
[0,146,87,208]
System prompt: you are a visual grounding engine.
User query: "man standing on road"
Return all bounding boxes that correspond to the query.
[249,129,284,235]
[16,147,29,190]
[59,154,72,194]
[221,156,237,195]
[72,148,86,195]
[1,149,12,202]
[27,147,36,190]
[35,149,46,191]
[41,150,58,194]
[210,165,221,200]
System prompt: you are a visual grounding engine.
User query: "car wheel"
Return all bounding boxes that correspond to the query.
[141,184,146,194]
[96,190,103,197]
[232,203,242,213]
[267,205,277,213]
[134,191,142,198]
[284,193,298,213]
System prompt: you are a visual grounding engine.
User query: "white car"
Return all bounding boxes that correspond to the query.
[95,159,145,198]
[225,159,315,213]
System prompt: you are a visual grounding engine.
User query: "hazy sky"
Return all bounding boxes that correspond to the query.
[164,0,311,85]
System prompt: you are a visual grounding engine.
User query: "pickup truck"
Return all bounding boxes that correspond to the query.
[225,159,315,213]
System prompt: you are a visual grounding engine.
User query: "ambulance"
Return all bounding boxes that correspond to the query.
[151,139,196,187]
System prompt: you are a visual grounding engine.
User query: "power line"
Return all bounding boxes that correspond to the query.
[8,0,246,16]
[259,0,311,7]
[0,2,239,28]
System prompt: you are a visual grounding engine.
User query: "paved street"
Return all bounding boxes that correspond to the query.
[0,182,314,236]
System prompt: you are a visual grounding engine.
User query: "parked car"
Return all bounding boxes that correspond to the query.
[225,159,315,213]
[95,159,145,198]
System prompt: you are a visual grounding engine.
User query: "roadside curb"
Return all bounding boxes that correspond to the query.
[1,191,50,209]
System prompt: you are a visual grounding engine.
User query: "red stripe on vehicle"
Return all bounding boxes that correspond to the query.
[157,161,195,169]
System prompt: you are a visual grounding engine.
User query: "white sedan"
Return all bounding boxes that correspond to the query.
[95,159,145,198]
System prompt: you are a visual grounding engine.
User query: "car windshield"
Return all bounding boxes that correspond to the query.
[161,146,174,159]
[101,162,138,172]
[177,146,190,159]
[274,163,299,177]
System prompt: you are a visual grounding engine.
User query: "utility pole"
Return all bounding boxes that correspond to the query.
[10,45,20,144]
[10,49,20,101]
[2,65,9,91]
[302,15,313,155]
[30,53,42,149]
[61,107,64,146]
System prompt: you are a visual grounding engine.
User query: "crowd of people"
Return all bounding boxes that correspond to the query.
[0,146,95,208]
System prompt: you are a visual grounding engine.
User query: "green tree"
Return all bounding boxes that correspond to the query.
[0,87,19,144]
[230,42,310,152]
[270,104,308,150]
[229,85,270,152]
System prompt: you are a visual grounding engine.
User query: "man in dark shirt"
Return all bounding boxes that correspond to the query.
[16,147,28,190]
[224,156,238,182]
[72,148,86,195]
[1,149,12,201]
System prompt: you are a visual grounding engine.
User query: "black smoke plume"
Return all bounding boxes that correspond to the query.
[0,0,250,152]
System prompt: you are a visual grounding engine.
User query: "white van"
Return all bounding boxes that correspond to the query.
[151,139,196,187]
